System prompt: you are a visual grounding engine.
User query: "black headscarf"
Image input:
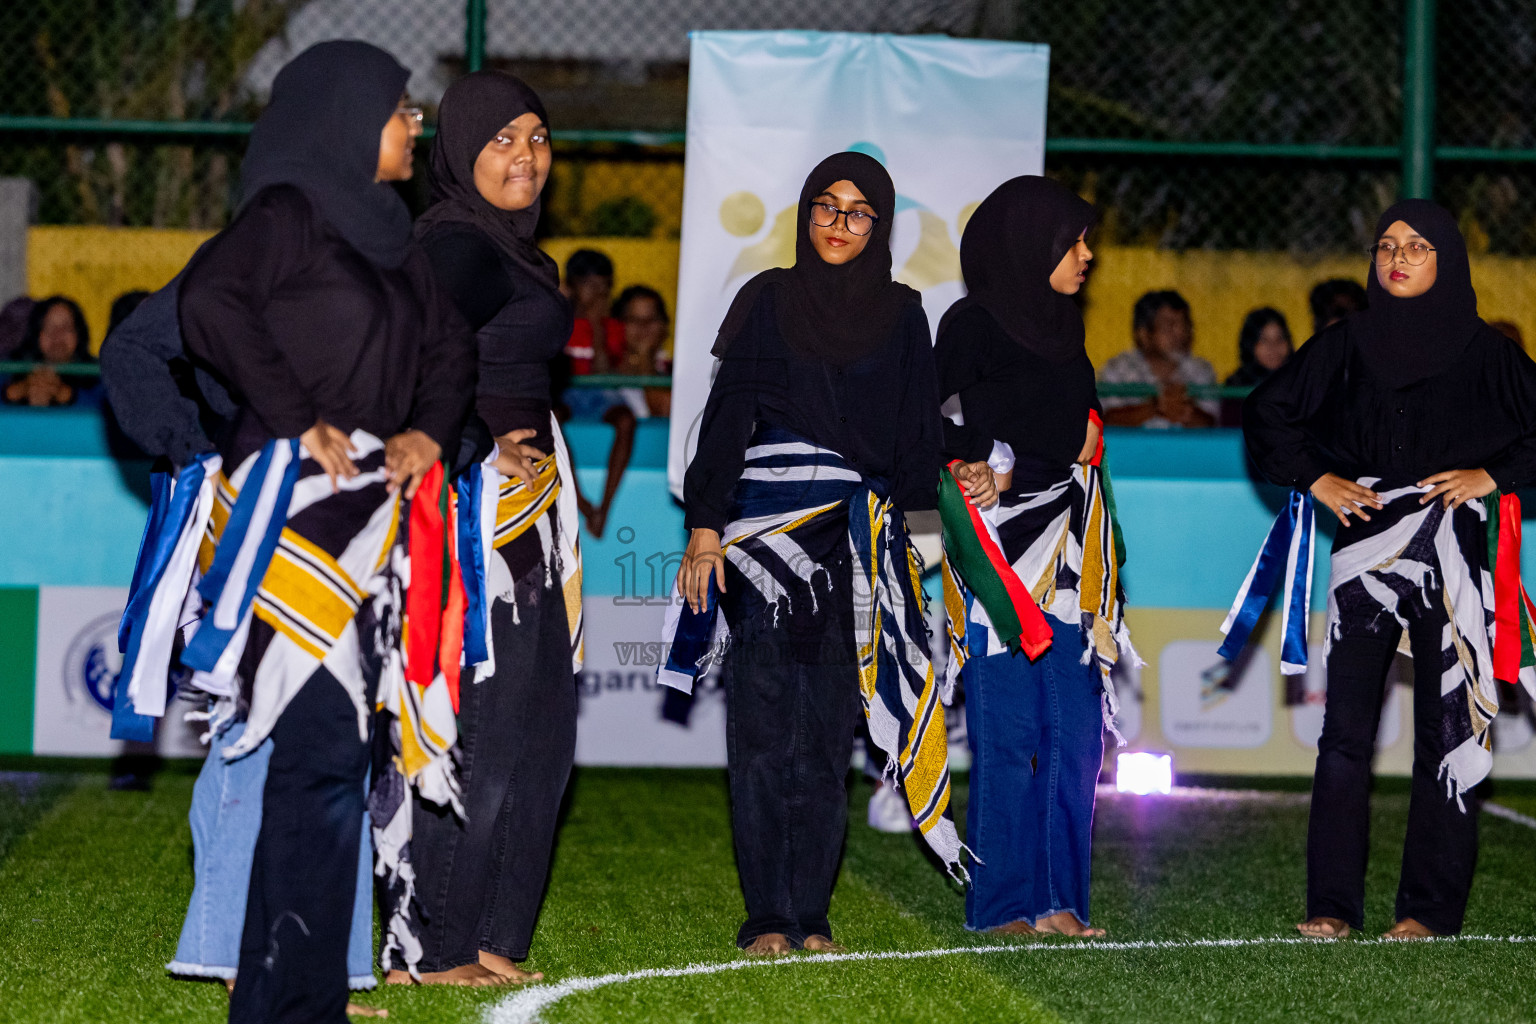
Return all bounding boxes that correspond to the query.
[240,40,412,268]
[1353,198,1482,390]
[940,175,1096,364]
[1225,307,1292,387]
[715,151,918,365]
[414,71,559,291]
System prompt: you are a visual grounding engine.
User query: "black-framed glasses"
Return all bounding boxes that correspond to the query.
[808,201,878,236]
[395,105,425,126]
[1369,240,1436,266]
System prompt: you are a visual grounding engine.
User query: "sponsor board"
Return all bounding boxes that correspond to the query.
[32,586,207,758]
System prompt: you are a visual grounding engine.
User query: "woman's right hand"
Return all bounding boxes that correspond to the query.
[680,528,726,613]
[1309,472,1382,527]
[493,428,548,487]
[301,418,359,493]
[954,461,1000,509]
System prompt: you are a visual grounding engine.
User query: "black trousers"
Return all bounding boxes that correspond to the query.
[412,567,577,970]
[1308,603,1480,934]
[722,557,862,948]
[229,668,370,1024]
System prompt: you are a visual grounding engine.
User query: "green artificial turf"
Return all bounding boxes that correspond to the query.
[0,768,1533,1023]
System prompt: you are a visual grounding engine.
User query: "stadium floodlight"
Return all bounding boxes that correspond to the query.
[1116,751,1173,796]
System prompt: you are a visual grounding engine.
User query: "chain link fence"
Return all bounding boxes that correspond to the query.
[2,0,1534,252]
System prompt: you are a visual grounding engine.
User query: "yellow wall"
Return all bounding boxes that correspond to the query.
[28,227,1536,372]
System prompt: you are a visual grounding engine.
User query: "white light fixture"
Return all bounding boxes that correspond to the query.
[1116,751,1173,795]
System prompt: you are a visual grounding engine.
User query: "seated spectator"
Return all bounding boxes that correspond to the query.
[1225,307,1293,387]
[1221,307,1293,426]
[1308,278,1367,334]
[563,247,623,378]
[4,295,101,408]
[613,284,673,417]
[0,297,33,359]
[1489,320,1525,350]
[559,285,676,538]
[1099,290,1216,428]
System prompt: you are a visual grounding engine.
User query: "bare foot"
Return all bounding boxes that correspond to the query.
[1035,911,1106,938]
[802,934,846,953]
[1297,916,1351,939]
[742,932,793,956]
[347,1003,388,1018]
[1382,918,1438,940]
[985,919,1038,937]
[478,950,544,983]
[384,963,510,986]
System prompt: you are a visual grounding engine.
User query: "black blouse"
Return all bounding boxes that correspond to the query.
[1243,320,1536,491]
[935,303,1101,488]
[419,224,572,446]
[180,185,475,463]
[683,286,942,534]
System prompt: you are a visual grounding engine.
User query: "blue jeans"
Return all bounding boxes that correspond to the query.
[169,720,376,989]
[964,614,1104,931]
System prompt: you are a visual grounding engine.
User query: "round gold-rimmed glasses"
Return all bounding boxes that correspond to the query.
[1368,240,1436,266]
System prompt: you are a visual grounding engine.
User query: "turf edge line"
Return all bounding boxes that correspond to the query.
[1485,802,1536,831]
[484,934,1536,1024]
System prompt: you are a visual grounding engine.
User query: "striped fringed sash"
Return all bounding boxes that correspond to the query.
[112,452,222,742]
[457,411,585,685]
[658,425,969,880]
[939,458,1135,743]
[1222,479,1536,802]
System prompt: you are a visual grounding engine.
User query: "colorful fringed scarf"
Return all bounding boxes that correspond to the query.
[658,425,968,878]
[938,447,1134,739]
[457,411,584,683]
[1221,480,1536,800]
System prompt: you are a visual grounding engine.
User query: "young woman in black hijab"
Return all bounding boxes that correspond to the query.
[174,40,475,1022]
[1243,199,1536,940]
[405,70,581,987]
[934,175,1131,939]
[664,152,958,956]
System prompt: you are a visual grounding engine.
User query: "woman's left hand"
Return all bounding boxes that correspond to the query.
[384,429,442,500]
[1078,417,1102,463]
[1418,468,1497,509]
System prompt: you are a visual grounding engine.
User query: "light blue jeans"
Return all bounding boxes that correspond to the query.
[168,720,376,989]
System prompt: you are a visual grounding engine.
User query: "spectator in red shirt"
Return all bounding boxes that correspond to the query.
[563,248,623,374]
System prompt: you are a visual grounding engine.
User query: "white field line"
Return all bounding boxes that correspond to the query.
[485,934,1536,1024]
[1484,801,1536,831]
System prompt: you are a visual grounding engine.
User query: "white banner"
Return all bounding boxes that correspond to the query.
[667,30,1051,498]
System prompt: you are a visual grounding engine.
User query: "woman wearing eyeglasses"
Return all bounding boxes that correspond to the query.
[174,41,474,1022]
[1243,199,1536,941]
[663,152,963,956]
[934,176,1130,940]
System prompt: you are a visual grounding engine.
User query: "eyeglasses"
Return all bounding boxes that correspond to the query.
[395,105,425,126]
[808,201,878,236]
[1368,240,1436,266]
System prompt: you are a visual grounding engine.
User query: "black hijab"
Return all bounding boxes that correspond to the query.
[941,175,1096,364]
[239,40,413,268]
[715,151,918,365]
[1353,198,1482,390]
[414,71,559,291]
[1225,307,1292,387]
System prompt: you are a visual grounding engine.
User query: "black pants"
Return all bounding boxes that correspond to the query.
[1308,605,1480,934]
[412,567,577,970]
[722,560,862,948]
[229,668,370,1024]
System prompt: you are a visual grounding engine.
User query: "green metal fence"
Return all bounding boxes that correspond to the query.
[2,0,1534,251]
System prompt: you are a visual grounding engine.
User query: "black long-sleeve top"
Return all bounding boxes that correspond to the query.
[935,304,1101,489]
[180,185,475,464]
[683,286,942,534]
[1243,320,1536,492]
[419,224,573,449]
[99,264,237,467]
